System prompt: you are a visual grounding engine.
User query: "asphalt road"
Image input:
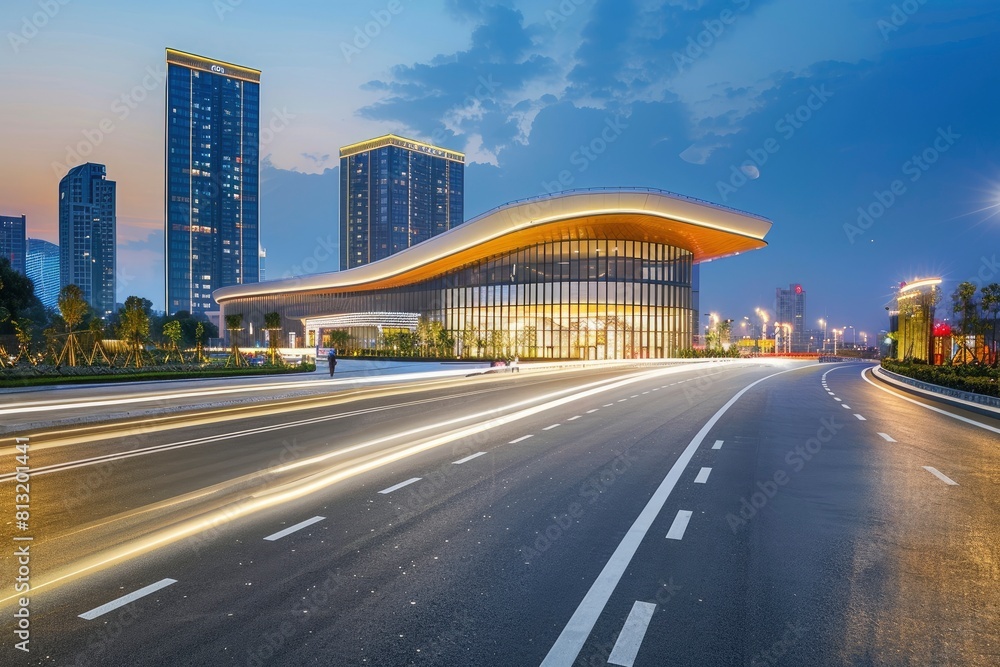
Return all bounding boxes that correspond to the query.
[1,360,997,666]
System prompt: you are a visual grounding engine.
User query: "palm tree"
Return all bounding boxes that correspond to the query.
[952,282,979,364]
[225,313,248,367]
[264,312,283,365]
[118,296,152,368]
[981,283,1000,366]
[56,284,89,366]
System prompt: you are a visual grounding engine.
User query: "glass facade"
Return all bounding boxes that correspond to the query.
[58,163,116,318]
[0,214,26,275]
[166,49,260,316]
[26,238,61,309]
[221,239,695,359]
[340,136,464,270]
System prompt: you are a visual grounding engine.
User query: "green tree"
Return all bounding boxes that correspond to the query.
[264,312,283,365]
[325,329,352,353]
[163,319,184,362]
[952,282,979,363]
[118,296,152,368]
[194,321,207,362]
[981,283,1000,366]
[0,257,39,334]
[56,284,90,366]
[225,313,247,367]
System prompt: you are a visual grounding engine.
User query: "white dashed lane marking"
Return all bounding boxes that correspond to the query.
[263,516,325,541]
[665,510,693,540]
[79,579,177,620]
[378,478,421,494]
[923,466,958,486]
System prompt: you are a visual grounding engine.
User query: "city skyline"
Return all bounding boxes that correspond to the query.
[1,1,998,336]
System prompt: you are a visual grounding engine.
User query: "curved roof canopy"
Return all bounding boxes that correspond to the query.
[215,188,772,303]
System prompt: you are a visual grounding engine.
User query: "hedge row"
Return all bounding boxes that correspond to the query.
[881,360,999,398]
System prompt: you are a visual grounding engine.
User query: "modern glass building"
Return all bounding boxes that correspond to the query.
[59,163,116,318]
[340,135,464,270]
[26,239,61,309]
[216,189,772,359]
[775,283,806,352]
[0,214,26,275]
[165,48,261,316]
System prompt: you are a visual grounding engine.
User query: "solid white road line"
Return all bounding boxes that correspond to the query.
[607,601,657,667]
[712,440,724,450]
[878,432,896,442]
[452,452,487,465]
[586,409,599,414]
[923,466,959,486]
[855,414,866,421]
[79,579,177,620]
[263,516,325,541]
[544,424,561,431]
[862,368,1000,435]
[539,364,811,667]
[665,510,693,540]
[509,435,534,444]
[568,416,582,421]
[378,478,421,494]
[694,467,712,484]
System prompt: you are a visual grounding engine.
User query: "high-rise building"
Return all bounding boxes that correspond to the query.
[26,239,60,309]
[165,48,260,316]
[775,283,806,352]
[340,134,464,270]
[59,163,116,318]
[0,214,26,275]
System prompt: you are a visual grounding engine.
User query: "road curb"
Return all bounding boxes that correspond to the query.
[871,365,1000,419]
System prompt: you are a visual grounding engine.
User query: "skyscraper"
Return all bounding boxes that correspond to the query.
[0,214,26,275]
[340,134,464,270]
[26,239,60,309]
[165,48,260,316]
[775,283,806,352]
[59,163,116,318]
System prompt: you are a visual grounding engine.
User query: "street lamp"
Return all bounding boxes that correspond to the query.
[818,318,827,352]
[832,328,841,354]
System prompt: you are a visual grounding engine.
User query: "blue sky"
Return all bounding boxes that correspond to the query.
[1,0,999,339]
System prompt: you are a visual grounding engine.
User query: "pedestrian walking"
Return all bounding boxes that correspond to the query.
[328,349,337,376]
